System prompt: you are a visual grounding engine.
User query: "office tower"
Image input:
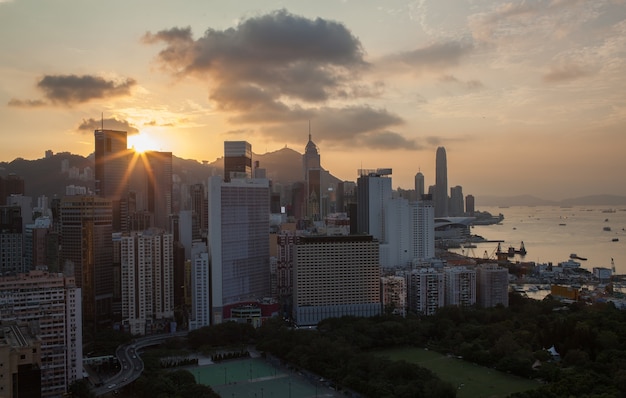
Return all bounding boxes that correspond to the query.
[0,174,25,206]
[449,185,464,216]
[120,230,174,335]
[60,195,113,330]
[208,175,270,324]
[476,263,509,308]
[465,194,475,217]
[292,235,381,326]
[302,133,322,220]
[290,181,306,220]
[407,267,445,315]
[24,216,52,271]
[381,275,407,316]
[435,147,448,217]
[94,129,128,199]
[356,168,393,241]
[414,171,425,199]
[144,151,173,231]
[444,266,476,307]
[410,197,435,261]
[224,141,252,182]
[0,322,41,398]
[189,242,210,331]
[275,233,296,299]
[0,271,82,397]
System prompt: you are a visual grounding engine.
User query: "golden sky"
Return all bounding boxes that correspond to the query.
[1,0,625,200]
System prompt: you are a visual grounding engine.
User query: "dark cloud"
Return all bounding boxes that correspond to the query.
[144,10,409,149]
[381,41,474,74]
[144,10,370,106]
[37,74,136,105]
[77,117,139,135]
[543,63,590,83]
[7,98,47,108]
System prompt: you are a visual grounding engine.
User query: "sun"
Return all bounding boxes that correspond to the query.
[128,132,157,153]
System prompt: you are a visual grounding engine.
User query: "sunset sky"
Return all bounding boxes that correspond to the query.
[1,0,625,200]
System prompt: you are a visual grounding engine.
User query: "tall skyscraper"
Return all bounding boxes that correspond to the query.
[356,168,393,241]
[144,151,173,231]
[449,185,464,216]
[0,205,23,275]
[189,242,210,331]
[303,133,322,220]
[465,194,475,217]
[60,195,113,330]
[94,129,128,199]
[414,171,425,199]
[435,147,448,217]
[208,175,270,324]
[0,270,82,398]
[292,235,381,326]
[0,174,25,206]
[410,196,435,261]
[224,141,252,182]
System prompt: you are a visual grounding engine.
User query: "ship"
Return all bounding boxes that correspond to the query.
[569,253,587,261]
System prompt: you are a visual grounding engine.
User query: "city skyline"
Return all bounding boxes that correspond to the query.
[1,1,626,200]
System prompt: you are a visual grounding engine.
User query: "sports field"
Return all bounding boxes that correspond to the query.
[191,358,336,398]
[378,347,540,398]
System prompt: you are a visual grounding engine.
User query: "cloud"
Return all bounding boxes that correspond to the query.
[37,74,136,105]
[379,41,473,75]
[143,10,409,149]
[360,131,420,150]
[77,117,139,135]
[7,98,47,108]
[144,10,372,107]
[543,63,591,83]
[438,74,484,90]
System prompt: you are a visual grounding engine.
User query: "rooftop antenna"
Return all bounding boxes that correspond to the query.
[308,120,311,141]
[101,112,104,131]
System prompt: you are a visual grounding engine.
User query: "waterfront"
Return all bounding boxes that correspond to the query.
[450,206,626,274]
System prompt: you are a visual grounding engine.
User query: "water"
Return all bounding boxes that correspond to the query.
[450,206,626,274]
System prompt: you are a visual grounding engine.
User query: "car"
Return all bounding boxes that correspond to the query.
[107,384,116,389]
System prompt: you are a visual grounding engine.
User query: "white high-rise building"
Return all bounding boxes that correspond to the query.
[407,267,444,315]
[444,266,476,307]
[410,198,435,261]
[189,242,210,331]
[120,230,174,335]
[381,198,411,268]
[0,271,82,398]
[208,175,270,325]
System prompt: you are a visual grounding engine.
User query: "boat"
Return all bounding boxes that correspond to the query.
[559,223,566,226]
[613,238,620,242]
[603,226,612,232]
[516,241,527,256]
[569,253,587,261]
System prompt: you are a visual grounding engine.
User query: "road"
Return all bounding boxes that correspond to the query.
[93,331,187,396]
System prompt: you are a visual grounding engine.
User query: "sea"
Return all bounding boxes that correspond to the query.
[449,206,626,275]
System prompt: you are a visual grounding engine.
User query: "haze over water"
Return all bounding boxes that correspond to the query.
[452,206,626,275]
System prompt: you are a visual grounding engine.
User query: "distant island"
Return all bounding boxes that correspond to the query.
[476,194,626,208]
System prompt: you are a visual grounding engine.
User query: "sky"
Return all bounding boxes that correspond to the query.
[1,0,625,200]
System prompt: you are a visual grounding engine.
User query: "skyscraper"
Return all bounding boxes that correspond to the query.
[207,175,270,324]
[60,195,113,330]
[435,147,448,217]
[144,151,173,231]
[224,141,252,182]
[449,185,464,216]
[356,168,393,241]
[414,171,425,199]
[94,129,128,199]
[303,133,322,220]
